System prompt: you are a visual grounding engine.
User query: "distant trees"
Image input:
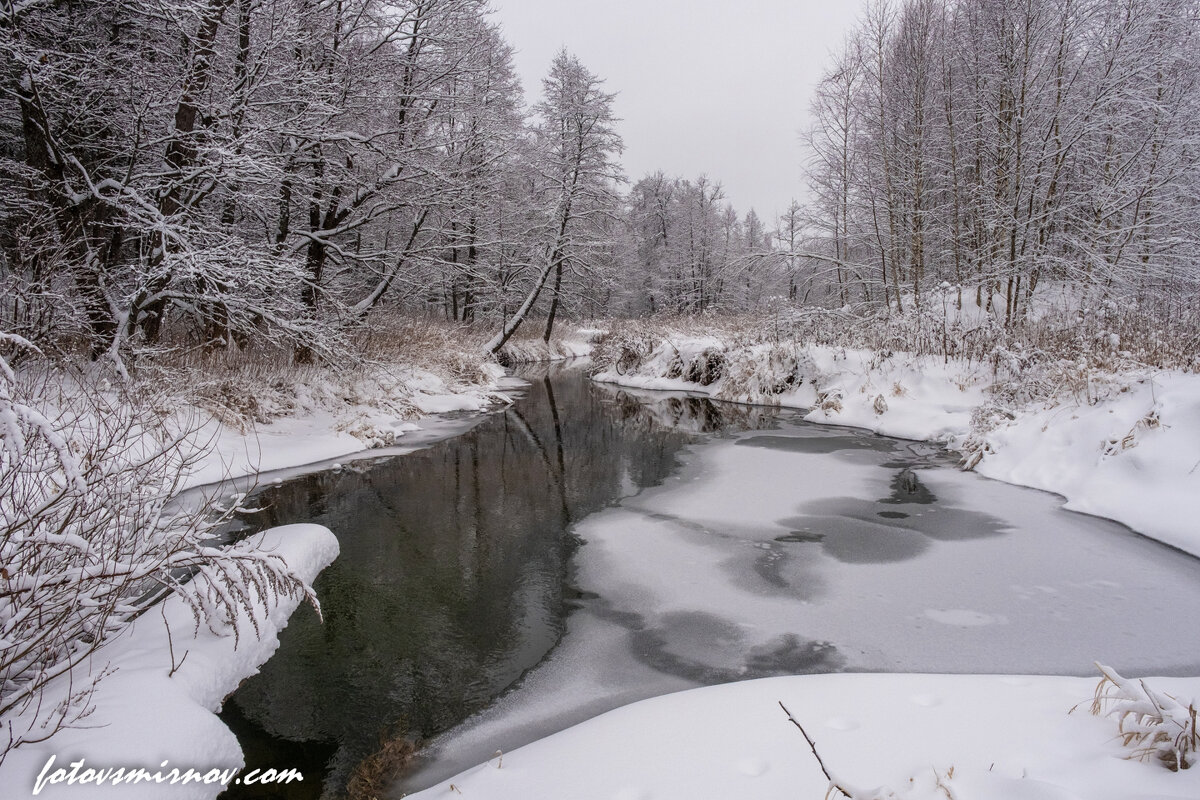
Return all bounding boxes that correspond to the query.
[614,173,786,315]
[799,0,1200,321]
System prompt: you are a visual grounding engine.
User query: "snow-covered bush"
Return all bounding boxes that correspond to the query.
[591,326,659,376]
[719,343,812,402]
[1091,663,1198,771]
[0,336,318,762]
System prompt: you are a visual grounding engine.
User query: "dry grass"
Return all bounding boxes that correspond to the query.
[588,298,1198,462]
[602,291,1199,377]
[136,312,499,430]
[1091,663,1199,771]
[344,730,422,800]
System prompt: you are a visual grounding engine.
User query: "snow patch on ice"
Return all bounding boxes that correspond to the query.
[924,609,1007,627]
[594,334,1200,558]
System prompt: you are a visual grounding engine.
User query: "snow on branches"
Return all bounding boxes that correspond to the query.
[0,340,318,763]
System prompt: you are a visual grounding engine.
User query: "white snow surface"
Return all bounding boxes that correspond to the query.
[973,371,1200,557]
[181,362,512,489]
[497,331,598,364]
[410,672,1200,800]
[0,524,339,799]
[594,337,1200,558]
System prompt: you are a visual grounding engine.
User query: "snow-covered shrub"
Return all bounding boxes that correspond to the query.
[1091,663,1198,771]
[336,418,398,449]
[684,347,726,386]
[719,343,811,402]
[591,326,658,376]
[0,338,318,762]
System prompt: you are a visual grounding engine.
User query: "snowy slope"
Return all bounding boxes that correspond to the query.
[180,363,513,490]
[0,525,339,799]
[409,672,1200,800]
[972,372,1200,557]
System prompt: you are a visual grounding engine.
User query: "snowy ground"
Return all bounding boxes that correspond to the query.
[180,329,603,489]
[0,525,339,799]
[181,362,516,490]
[496,329,600,365]
[411,672,1200,800]
[972,372,1200,558]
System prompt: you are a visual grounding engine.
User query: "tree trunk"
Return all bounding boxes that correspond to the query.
[484,248,560,355]
[542,258,564,343]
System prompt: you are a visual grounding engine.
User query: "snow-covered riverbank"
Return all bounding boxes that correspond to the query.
[178,328,603,489]
[0,345,526,797]
[180,361,515,490]
[411,671,1200,800]
[0,525,339,799]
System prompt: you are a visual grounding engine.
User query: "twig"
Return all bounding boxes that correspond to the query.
[779,701,851,798]
[162,604,188,677]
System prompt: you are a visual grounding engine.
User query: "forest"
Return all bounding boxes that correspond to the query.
[2,0,1198,363]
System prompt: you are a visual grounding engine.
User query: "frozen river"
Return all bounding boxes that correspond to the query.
[217,366,1200,799]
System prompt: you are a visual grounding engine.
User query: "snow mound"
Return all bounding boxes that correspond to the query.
[409,672,1200,800]
[0,524,339,800]
[972,372,1200,557]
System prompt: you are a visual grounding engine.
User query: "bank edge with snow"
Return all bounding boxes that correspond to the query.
[180,360,514,490]
[0,524,340,800]
[592,335,1200,559]
[409,671,1200,800]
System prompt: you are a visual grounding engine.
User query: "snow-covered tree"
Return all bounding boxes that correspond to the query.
[485,48,623,352]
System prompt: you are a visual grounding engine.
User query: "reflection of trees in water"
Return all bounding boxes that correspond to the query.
[219,371,695,800]
[596,384,780,434]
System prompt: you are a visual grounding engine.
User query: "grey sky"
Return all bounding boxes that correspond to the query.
[487,0,863,223]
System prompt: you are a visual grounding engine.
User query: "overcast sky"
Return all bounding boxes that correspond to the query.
[487,0,863,223]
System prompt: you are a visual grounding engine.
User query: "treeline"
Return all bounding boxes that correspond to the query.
[4,0,1198,369]
[0,0,622,365]
[803,0,1200,320]
[614,174,786,315]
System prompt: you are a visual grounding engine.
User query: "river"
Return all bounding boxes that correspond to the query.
[216,365,1200,799]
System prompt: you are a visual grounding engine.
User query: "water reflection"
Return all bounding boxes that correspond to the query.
[599,385,781,434]
[219,370,715,799]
